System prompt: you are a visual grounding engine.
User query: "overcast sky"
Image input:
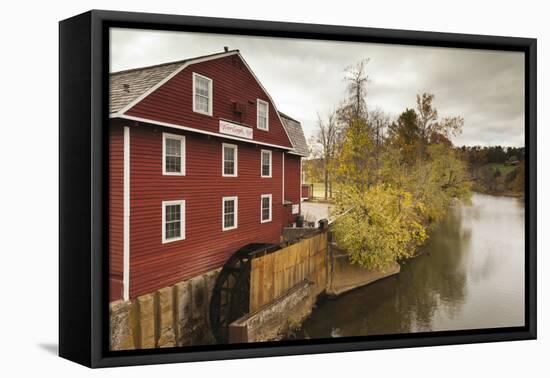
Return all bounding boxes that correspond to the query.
[110,28,525,147]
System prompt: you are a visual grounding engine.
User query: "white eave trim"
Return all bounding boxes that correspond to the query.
[111,114,294,151]
[287,150,309,157]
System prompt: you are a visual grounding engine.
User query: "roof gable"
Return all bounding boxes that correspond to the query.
[110,51,296,150]
[110,50,239,114]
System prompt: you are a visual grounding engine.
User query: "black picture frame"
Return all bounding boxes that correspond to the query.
[59,9,537,368]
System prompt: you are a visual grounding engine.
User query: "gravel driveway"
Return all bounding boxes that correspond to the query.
[301,201,331,224]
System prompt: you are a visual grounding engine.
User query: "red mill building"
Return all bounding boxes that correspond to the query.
[109,50,308,301]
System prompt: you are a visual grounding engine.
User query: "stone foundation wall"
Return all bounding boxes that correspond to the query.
[110,269,220,351]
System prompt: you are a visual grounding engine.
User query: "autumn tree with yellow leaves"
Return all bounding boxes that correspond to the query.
[329,60,472,270]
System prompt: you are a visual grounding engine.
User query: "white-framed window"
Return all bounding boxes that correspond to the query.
[222,143,238,177]
[162,200,185,243]
[193,72,213,116]
[162,133,185,176]
[222,196,238,231]
[261,149,272,178]
[257,99,269,130]
[261,194,272,223]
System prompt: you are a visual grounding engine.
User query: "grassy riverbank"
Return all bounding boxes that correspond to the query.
[306,182,338,202]
[471,162,524,198]
[474,188,524,198]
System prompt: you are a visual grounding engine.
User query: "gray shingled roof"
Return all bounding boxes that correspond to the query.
[110,61,184,114]
[279,112,309,157]
[110,51,309,156]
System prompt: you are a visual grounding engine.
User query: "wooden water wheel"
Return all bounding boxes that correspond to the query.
[209,243,279,343]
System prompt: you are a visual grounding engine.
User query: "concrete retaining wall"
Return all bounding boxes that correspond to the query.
[110,269,219,351]
[326,244,400,296]
[227,234,401,343]
[228,280,315,343]
[282,227,318,242]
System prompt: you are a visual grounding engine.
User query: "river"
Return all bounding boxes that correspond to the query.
[297,193,525,338]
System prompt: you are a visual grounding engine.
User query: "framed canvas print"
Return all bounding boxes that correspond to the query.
[59,10,536,368]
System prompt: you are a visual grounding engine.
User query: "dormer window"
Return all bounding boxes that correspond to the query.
[193,73,213,116]
[257,99,269,131]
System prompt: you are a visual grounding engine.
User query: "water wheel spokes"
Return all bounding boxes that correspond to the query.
[209,243,278,343]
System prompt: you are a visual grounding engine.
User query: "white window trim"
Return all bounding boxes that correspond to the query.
[261,149,272,178]
[222,143,238,177]
[256,99,269,131]
[222,196,238,231]
[260,194,273,223]
[162,132,186,176]
[162,200,186,244]
[192,72,213,116]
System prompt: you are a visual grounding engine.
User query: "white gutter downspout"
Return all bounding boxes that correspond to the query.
[123,126,130,301]
[299,157,303,208]
[282,152,285,203]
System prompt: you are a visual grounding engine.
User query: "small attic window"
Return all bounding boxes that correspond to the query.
[122,84,130,93]
[193,73,213,116]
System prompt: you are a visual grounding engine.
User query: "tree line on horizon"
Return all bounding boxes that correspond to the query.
[306,144,525,198]
[457,145,525,196]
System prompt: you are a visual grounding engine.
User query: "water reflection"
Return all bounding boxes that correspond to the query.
[297,193,525,339]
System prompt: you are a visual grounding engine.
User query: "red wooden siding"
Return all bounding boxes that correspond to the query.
[301,184,312,199]
[125,123,287,299]
[125,54,293,150]
[284,154,302,225]
[109,125,124,301]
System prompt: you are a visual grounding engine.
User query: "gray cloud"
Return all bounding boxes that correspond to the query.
[110,28,525,147]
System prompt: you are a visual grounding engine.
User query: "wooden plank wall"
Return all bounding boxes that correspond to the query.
[249,231,327,312]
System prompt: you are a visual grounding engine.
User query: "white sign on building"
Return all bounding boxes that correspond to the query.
[219,120,253,139]
[292,204,300,215]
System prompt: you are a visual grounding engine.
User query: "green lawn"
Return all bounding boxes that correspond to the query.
[489,163,517,176]
[306,182,338,200]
